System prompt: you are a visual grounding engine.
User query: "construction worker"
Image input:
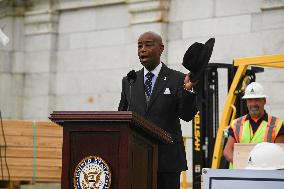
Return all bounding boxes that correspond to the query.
[223,82,284,166]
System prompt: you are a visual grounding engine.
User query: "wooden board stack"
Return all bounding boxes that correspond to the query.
[0,120,62,183]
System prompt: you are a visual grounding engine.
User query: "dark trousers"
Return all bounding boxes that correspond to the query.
[157,172,181,189]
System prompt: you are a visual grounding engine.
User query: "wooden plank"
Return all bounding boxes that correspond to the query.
[2,128,62,137]
[2,120,60,129]
[1,147,62,158]
[0,171,61,182]
[6,178,60,182]
[1,167,61,181]
[6,157,61,167]
[233,143,284,169]
[0,165,61,173]
[0,136,62,148]
[0,174,61,182]
[7,177,60,182]
[2,121,62,137]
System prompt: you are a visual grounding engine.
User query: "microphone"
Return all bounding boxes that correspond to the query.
[127,70,137,84]
[126,70,137,111]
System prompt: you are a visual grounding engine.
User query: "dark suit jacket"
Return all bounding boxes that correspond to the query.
[118,63,196,172]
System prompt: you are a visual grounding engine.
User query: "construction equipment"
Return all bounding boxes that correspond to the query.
[192,63,235,189]
[192,54,284,189]
[212,54,284,169]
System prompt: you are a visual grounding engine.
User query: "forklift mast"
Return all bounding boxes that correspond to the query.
[192,63,235,189]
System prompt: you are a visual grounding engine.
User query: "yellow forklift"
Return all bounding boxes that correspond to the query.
[191,54,284,189]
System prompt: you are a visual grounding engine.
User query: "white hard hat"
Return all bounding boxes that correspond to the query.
[242,82,267,99]
[245,142,284,170]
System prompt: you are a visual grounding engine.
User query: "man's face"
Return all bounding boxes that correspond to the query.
[246,98,266,117]
[137,33,164,71]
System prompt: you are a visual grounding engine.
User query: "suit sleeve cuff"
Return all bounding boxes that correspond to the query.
[183,86,195,94]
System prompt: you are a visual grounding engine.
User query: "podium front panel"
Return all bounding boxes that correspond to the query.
[61,122,157,189]
[70,131,120,187]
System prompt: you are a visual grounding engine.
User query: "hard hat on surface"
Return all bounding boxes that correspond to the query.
[242,82,267,99]
[245,142,284,170]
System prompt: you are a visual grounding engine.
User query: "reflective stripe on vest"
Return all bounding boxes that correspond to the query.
[232,114,282,143]
[266,116,276,142]
[232,115,247,143]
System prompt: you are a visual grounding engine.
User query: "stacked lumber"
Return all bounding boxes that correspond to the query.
[0,120,62,182]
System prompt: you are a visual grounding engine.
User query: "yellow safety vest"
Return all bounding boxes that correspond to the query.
[231,114,282,143]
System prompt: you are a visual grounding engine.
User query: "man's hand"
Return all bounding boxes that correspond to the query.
[184,72,198,90]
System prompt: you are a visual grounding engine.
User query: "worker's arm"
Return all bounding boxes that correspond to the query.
[275,121,284,143]
[275,135,284,143]
[223,136,236,163]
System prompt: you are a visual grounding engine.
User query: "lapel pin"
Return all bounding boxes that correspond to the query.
[164,88,171,94]
[164,76,167,81]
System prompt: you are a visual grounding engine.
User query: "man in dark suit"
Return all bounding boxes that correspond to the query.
[118,31,197,189]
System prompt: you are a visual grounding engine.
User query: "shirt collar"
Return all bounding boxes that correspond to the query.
[143,62,162,78]
[247,111,268,122]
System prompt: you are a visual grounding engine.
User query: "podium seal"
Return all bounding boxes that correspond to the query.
[74,156,111,189]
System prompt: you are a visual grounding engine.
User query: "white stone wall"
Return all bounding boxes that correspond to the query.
[56,3,131,112]
[0,4,25,119]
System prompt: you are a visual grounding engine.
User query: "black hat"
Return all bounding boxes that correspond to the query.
[182,38,215,82]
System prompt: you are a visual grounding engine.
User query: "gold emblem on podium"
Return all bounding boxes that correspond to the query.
[74,156,111,189]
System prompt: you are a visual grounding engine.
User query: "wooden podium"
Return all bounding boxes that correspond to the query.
[49,111,172,189]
